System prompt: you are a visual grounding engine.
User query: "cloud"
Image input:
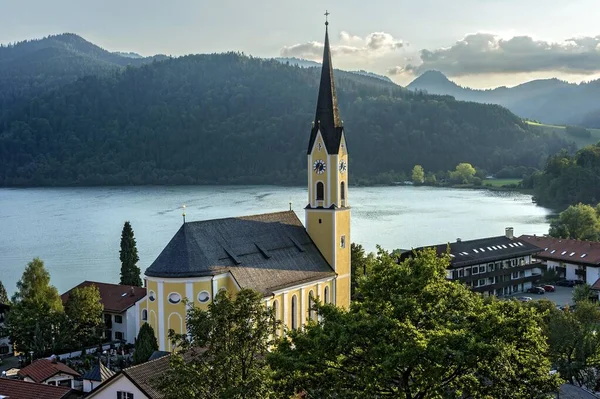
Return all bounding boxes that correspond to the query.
[280,31,403,60]
[397,33,600,77]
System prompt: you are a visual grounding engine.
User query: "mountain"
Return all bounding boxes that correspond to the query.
[113,51,144,59]
[0,52,570,187]
[0,33,166,119]
[274,57,394,83]
[407,71,600,128]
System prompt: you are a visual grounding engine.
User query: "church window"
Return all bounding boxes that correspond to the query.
[324,286,330,304]
[198,291,210,303]
[340,235,346,249]
[308,291,316,321]
[168,293,181,304]
[141,309,148,321]
[291,295,298,330]
[149,291,156,302]
[316,182,324,201]
[340,182,345,200]
[272,300,279,334]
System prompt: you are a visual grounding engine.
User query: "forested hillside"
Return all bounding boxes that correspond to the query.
[0,52,569,186]
[0,33,165,120]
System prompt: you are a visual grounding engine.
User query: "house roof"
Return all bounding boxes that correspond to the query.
[145,211,336,295]
[0,378,80,399]
[307,23,344,155]
[148,350,171,361]
[400,235,541,268]
[82,361,115,382]
[61,281,146,313]
[520,235,600,266]
[17,358,80,383]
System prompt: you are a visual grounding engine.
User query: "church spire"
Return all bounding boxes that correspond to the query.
[307,12,344,154]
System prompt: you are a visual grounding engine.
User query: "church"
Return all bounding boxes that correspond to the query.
[136,20,351,351]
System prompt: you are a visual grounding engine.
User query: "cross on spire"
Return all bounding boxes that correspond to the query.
[324,10,330,25]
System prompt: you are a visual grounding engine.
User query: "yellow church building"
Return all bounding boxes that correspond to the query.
[137,20,351,351]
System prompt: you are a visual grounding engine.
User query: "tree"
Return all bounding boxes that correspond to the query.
[133,323,159,365]
[424,172,437,185]
[64,285,104,348]
[411,165,424,184]
[449,162,477,184]
[573,284,594,303]
[269,248,560,398]
[158,289,276,398]
[549,203,600,241]
[4,258,64,357]
[350,243,375,300]
[120,221,141,286]
[0,281,8,304]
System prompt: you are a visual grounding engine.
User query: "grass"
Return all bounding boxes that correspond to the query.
[484,178,521,187]
[525,121,600,148]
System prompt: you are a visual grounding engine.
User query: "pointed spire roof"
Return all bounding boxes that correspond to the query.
[307,20,345,155]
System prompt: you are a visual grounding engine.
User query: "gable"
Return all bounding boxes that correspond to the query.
[87,374,148,399]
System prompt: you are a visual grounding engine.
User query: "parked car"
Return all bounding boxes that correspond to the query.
[543,285,555,292]
[526,287,545,295]
[517,296,533,302]
[557,280,576,287]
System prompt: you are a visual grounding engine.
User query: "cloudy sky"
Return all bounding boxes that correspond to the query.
[2,0,600,88]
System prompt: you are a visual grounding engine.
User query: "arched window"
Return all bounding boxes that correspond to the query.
[272,300,279,334]
[308,291,316,321]
[324,286,330,304]
[291,295,298,330]
[316,182,324,201]
[340,181,345,200]
[141,309,148,321]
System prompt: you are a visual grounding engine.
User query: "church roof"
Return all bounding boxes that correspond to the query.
[145,211,335,295]
[307,23,344,155]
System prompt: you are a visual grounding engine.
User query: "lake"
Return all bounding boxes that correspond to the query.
[0,185,552,296]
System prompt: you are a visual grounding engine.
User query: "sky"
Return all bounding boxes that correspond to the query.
[2,0,600,88]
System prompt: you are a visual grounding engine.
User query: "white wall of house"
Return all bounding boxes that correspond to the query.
[24,373,75,389]
[87,374,148,399]
[586,267,600,285]
[566,264,578,281]
[84,379,103,393]
[126,307,137,344]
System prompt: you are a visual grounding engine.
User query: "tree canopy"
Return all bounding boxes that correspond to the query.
[411,165,424,184]
[64,285,104,348]
[549,203,600,240]
[0,281,8,304]
[120,221,141,287]
[133,323,158,365]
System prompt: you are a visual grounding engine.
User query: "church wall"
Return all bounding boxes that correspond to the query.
[335,209,351,308]
[192,279,213,309]
[306,211,334,266]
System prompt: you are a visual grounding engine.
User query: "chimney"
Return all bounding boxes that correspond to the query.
[130,287,135,297]
[456,238,462,243]
[505,227,514,239]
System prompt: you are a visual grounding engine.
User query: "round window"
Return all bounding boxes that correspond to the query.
[198,291,210,303]
[168,293,181,304]
[149,291,156,302]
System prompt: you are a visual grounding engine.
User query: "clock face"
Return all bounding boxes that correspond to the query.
[313,159,326,174]
[339,160,347,173]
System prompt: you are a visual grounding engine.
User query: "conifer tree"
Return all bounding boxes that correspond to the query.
[0,280,8,304]
[120,221,141,286]
[133,323,158,365]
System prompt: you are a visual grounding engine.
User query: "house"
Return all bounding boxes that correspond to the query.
[0,377,81,399]
[17,358,81,389]
[0,303,11,356]
[86,354,170,399]
[399,228,544,296]
[520,235,600,285]
[61,281,146,344]
[136,21,351,351]
[82,361,115,393]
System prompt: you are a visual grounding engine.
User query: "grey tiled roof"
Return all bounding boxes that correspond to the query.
[145,211,335,295]
[82,361,115,382]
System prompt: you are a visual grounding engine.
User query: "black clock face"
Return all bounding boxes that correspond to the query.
[313,159,326,174]
[339,160,347,173]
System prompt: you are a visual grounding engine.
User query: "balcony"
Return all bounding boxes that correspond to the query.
[470,274,542,293]
[456,262,544,283]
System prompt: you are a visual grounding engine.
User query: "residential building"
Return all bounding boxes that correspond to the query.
[0,303,11,356]
[520,235,600,285]
[61,281,146,344]
[86,354,170,399]
[0,378,81,399]
[17,358,81,389]
[399,228,544,296]
[136,20,351,351]
[82,361,115,393]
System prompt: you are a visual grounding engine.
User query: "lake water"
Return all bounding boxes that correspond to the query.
[0,186,552,296]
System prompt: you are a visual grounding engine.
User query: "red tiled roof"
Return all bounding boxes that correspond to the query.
[0,378,80,399]
[18,358,80,383]
[61,281,146,313]
[520,235,600,266]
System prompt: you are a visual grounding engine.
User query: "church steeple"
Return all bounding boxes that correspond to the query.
[307,15,344,155]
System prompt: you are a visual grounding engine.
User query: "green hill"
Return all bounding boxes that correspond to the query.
[0,52,571,186]
[525,121,600,148]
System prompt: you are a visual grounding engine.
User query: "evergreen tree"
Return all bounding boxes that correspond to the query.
[120,221,141,286]
[133,323,158,365]
[0,280,8,304]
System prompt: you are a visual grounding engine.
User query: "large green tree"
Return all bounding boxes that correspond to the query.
[549,203,600,240]
[350,243,375,300]
[411,165,425,184]
[133,323,159,365]
[4,258,64,357]
[64,285,104,348]
[449,162,477,184]
[120,221,141,286]
[158,289,276,398]
[269,248,560,398]
[0,281,8,304]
